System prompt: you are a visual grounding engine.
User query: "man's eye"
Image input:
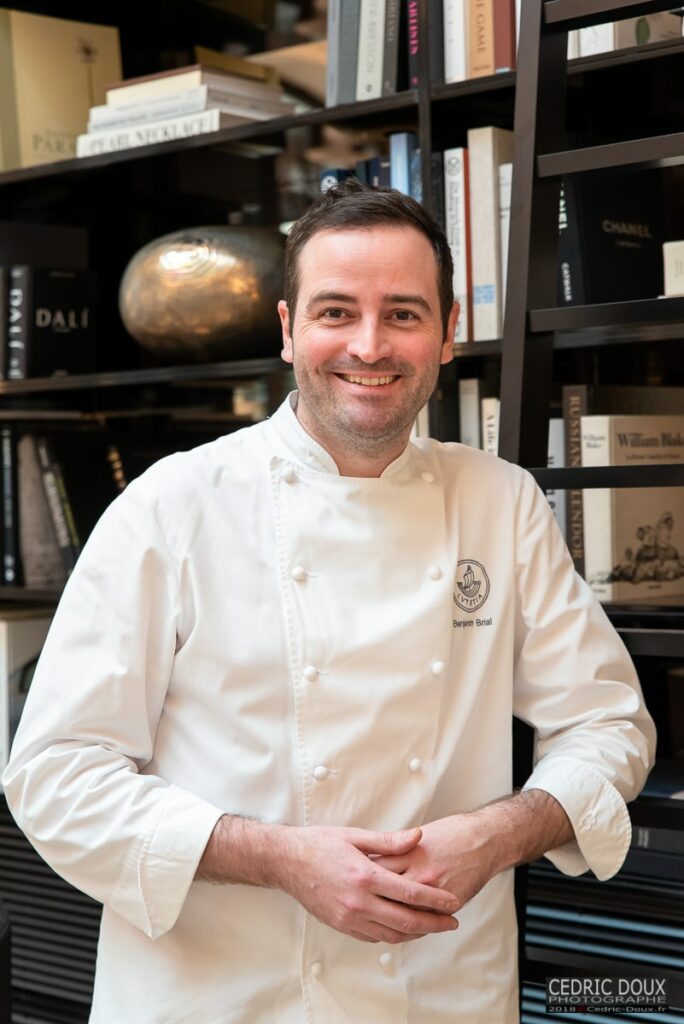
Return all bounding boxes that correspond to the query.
[321,308,347,320]
[393,310,417,321]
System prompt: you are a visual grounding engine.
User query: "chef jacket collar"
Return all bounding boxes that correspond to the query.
[267,390,417,479]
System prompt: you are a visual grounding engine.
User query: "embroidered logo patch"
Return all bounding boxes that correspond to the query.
[453,559,490,613]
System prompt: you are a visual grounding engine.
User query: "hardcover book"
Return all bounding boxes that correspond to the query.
[557,171,665,305]
[0,608,54,777]
[580,414,684,602]
[443,146,472,343]
[6,267,96,379]
[0,8,121,170]
[467,0,494,78]
[18,433,67,588]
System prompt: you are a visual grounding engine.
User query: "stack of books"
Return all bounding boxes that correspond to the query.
[76,59,298,157]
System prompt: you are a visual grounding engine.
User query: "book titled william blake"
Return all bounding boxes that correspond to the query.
[6,266,96,379]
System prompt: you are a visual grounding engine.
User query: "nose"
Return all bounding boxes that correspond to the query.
[345,315,392,363]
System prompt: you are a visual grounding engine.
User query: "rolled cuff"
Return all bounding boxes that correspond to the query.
[112,784,224,940]
[522,756,632,881]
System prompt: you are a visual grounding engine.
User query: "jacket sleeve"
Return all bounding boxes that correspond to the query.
[1,475,224,940]
[512,468,657,880]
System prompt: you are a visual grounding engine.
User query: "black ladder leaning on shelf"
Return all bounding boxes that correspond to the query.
[502,0,684,1009]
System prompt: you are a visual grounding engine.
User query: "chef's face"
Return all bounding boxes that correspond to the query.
[278,225,458,453]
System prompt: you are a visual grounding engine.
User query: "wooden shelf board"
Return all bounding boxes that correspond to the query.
[0,358,287,395]
[430,71,515,102]
[529,465,684,489]
[539,132,684,179]
[545,0,675,29]
[530,296,684,333]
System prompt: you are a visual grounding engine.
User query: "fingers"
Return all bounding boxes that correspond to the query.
[352,827,423,856]
[371,900,459,940]
[373,854,411,873]
[371,865,460,915]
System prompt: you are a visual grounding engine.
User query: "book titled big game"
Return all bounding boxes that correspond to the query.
[6,266,96,379]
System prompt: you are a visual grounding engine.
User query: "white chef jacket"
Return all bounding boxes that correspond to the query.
[3,392,656,1024]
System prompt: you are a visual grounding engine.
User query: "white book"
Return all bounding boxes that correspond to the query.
[481,396,500,454]
[546,418,567,540]
[567,30,580,60]
[390,132,416,195]
[581,414,684,602]
[76,109,250,157]
[444,0,467,84]
[663,240,684,297]
[106,66,281,106]
[614,12,681,47]
[515,0,521,55]
[0,610,53,779]
[467,126,514,341]
[411,403,431,440]
[443,146,471,343]
[459,379,481,448]
[579,23,616,56]
[498,162,512,317]
[326,0,342,106]
[88,86,294,131]
[356,0,386,100]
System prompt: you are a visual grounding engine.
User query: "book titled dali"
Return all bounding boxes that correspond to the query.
[581,415,684,602]
[7,267,96,379]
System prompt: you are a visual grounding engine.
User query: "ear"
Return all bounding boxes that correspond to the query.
[278,300,293,364]
[441,301,460,363]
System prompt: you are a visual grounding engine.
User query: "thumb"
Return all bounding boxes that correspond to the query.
[353,827,422,856]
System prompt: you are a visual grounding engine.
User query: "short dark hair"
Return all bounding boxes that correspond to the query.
[284,178,454,336]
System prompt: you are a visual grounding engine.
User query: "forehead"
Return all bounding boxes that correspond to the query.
[297,225,439,296]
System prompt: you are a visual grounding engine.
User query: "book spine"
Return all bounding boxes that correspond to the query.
[458,378,481,447]
[443,0,467,83]
[1,426,22,586]
[0,9,21,172]
[580,414,614,601]
[481,397,500,454]
[557,177,587,306]
[409,145,422,202]
[382,0,402,94]
[468,127,512,340]
[0,267,6,381]
[89,86,209,129]
[356,0,386,100]
[632,826,684,856]
[498,162,512,318]
[443,146,472,343]
[579,23,615,56]
[89,89,291,130]
[562,383,588,576]
[407,0,420,87]
[326,0,342,106]
[7,265,30,380]
[337,0,362,104]
[428,0,444,84]
[493,0,516,71]
[76,109,231,157]
[389,131,417,195]
[430,151,445,230]
[546,418,567,540]
[35,437,79,571]
[467,0,495,78]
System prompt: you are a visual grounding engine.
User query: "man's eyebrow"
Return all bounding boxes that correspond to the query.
[305,291,433,313]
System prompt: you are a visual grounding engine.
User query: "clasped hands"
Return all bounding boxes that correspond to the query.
[277,812,501,946]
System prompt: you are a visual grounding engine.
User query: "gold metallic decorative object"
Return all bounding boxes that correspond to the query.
[119,226,285,361]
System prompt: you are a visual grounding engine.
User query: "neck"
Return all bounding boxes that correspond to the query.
[294,398,410,478]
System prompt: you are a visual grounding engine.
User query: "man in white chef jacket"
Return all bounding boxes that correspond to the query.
[4,180,656,1023]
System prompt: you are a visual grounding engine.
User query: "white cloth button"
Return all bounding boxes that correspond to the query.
[431,660,445,676]
[291,565,307,582]
[379,951,393,968]
[303,665,319,682]
[421,471,435,484]
[427,565,442,580]
[581,811,597,831]
[313,765,329,781]
[282,468,297,483]
[310,961,323,977]
[408,758,422,774]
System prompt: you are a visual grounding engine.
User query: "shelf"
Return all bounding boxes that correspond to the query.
[430,72,515,102]
[616,627,684,659]
[544,0,674,29]
[451,340,502,359]
[529,465,684,489]
[0,587,61,604]
[538,132,684,179]
[0,358,287,395]
[630,796,684,831]
[0,91,419,191]
[530,296,684,334]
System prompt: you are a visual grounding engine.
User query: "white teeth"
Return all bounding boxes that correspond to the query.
[340,374,396,386]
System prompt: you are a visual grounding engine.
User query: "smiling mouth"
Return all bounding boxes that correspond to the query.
[335,373,400,387]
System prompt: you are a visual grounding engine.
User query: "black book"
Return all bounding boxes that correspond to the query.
[7,266,96,380]
[557,171,665,306]
[1,426,23,587]
[382,0,402,95]
[428,0,444,84]
[407,0,419,88]
[337,0,361,104]
[0,267,7,381]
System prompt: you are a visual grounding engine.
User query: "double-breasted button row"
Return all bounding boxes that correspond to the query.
[309,953,392,979]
